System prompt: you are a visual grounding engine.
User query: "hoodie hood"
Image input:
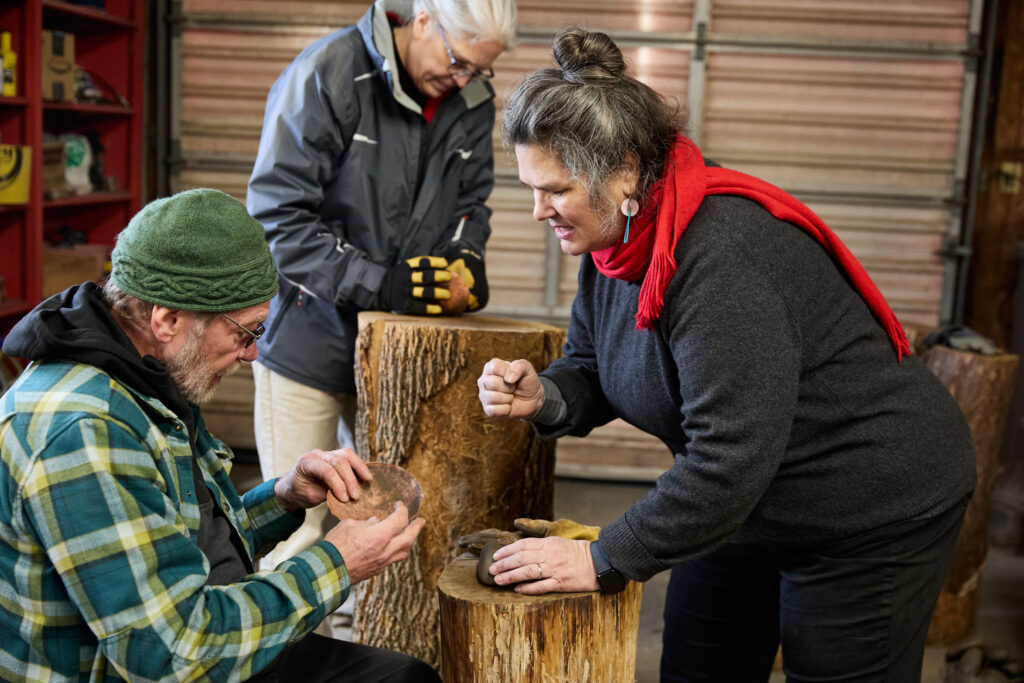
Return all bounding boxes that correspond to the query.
[2,283,193,429]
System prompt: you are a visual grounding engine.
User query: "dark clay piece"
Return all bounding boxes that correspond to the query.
[457,529,521,555]
[476,539,504,587]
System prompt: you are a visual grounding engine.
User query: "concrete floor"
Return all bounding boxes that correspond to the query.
[229,454,1024,682]
[557,477,1024,683]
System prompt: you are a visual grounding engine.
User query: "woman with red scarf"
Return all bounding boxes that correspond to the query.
[477,26,976,682]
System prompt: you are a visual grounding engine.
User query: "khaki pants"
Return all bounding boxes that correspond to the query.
[252,361,358,638]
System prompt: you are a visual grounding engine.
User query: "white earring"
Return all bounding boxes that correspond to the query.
[620,197,638,244]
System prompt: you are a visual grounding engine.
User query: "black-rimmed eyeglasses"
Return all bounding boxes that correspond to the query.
[221,313,265,349]
[437,23,495,80]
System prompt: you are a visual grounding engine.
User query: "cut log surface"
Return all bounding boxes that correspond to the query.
[351,313,566,669]
[438,556,644,683]
[921,345,1019,645]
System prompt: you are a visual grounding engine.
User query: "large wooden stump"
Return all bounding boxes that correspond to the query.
[351,313,566,668]
[922,344,1019,645]
[437,555,644,682]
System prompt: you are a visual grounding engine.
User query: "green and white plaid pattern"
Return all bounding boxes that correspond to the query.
[0,360,350,682]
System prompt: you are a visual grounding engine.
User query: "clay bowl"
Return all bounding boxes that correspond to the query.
[326,462,422,521]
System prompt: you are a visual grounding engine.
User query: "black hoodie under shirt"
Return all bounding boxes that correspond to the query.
[3,283,250,585]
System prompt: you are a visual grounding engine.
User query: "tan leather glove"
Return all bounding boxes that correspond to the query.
[514,517,601,541]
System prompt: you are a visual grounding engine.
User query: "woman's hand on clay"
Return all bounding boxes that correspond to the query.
[477,358,544,420]
[488,536,600,595]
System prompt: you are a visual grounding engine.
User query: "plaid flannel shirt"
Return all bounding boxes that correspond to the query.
[0,360,351,682]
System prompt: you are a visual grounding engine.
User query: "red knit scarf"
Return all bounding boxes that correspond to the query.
[592,136,911,360]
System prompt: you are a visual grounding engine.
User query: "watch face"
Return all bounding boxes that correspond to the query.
[598,568,626,594]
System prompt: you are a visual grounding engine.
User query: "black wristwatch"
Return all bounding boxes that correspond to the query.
[589,540,626,594]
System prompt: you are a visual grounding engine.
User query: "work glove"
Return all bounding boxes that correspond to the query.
[444,245,488,311]
[377,256,451,315]
[514,517,601,541]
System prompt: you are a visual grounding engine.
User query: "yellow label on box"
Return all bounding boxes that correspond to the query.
[0,144,30,204]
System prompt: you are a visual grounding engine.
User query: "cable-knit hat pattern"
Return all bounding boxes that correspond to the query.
[110,188,278,312]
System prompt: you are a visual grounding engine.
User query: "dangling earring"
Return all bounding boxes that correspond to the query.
[620,197,638,244]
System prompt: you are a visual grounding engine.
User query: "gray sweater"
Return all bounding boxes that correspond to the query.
[538,194,976,582]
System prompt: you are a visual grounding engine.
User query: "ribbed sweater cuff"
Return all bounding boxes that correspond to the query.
[599,516,665,583]
[533,376,568,425]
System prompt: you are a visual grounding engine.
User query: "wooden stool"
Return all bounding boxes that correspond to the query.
[350,313,566,668]
[437,555,644,682]
[922,344,1019,644]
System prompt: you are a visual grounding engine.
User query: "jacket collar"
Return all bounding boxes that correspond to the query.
[358,0,494,117]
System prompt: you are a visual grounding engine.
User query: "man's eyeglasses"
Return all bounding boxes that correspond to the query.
[221,313,265,349]
[437,23,494,80]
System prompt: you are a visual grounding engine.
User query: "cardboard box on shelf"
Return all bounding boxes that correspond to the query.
[43,244,108,297]
[41,30,75,102]
[0,144,31,204]
[42,140,69,199]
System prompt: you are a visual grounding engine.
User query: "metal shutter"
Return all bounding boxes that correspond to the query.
[171,0,981,480]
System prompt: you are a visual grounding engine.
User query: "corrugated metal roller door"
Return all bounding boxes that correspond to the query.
[174,0,979,480]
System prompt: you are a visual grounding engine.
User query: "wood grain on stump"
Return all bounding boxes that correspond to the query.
[351,313,565,669]
[438,555,644,683]
[922,344,1019,645]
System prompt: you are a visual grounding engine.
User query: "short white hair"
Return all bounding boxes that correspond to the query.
[413,0,517,47]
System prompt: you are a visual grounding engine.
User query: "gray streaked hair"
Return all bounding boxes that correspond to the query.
[412,0,517,47]
[102,279,217,333]
[503,26,684,210]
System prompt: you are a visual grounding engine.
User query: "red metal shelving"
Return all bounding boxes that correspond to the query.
[0,0,144,334]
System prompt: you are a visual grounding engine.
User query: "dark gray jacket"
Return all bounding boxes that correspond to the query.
[248,0,495,394]
[539,193,976,582]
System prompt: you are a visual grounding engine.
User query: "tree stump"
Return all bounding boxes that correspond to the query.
[922,344,1019,645]
[351,312,566,669]
[437,555,644,683]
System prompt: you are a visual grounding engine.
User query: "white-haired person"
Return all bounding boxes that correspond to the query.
[246,0,517,636]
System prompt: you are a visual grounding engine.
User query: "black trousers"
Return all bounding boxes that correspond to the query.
[247,633,440,683]
[660,496,969,682]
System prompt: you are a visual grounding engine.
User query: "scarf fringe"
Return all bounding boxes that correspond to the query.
[883,317,911,362]
[635,252,674,330]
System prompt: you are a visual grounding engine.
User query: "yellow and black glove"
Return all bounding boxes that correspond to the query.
[444,245,488,312]
[377,256,451,315]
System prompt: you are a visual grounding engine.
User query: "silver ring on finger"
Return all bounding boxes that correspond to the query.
[537,563,544,579]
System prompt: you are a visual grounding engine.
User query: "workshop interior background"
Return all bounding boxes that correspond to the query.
[1,1,1023,681]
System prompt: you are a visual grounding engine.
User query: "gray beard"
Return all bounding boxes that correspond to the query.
[162,324,242,405]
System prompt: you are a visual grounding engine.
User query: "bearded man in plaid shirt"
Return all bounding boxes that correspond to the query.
[0,189,438,682]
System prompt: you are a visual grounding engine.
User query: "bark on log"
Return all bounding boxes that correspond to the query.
[351,313,565,669]
[922,344,1019,645]
[437,555,644,683]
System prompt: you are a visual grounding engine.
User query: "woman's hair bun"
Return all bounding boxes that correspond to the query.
[552,26,625,82]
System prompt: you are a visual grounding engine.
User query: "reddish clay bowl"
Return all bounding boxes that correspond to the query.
[326,462,422,521]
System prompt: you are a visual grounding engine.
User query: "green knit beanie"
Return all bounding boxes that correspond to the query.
[110,188,278,312]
